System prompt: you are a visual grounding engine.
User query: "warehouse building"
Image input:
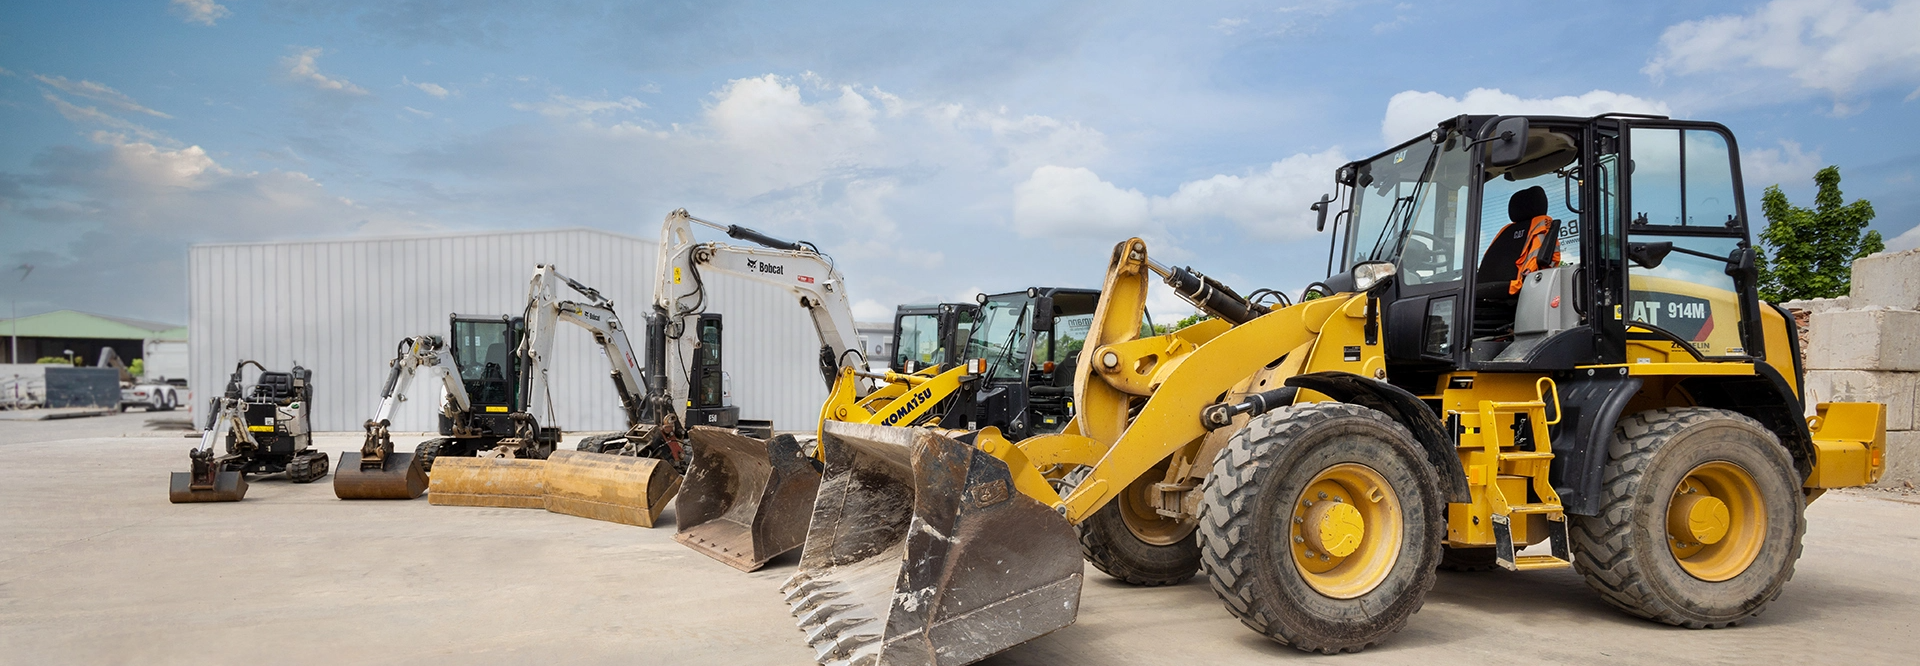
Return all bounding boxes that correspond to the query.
[0,310,186,365]
[189,228,827,434]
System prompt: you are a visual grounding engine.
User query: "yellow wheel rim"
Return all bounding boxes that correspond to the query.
[1119,459,1196,546]
[1666,461,1765,582]
[1288,463,1402,599]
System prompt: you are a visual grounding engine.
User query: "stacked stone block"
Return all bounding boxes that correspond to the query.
[1788,248,1920,489]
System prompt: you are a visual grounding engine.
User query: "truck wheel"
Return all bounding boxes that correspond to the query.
[1198,402,1443,654]
[1438,546,1500,572]
[1077,457,1201,586]
[160,390,178,411]
[1571,407,1804,628]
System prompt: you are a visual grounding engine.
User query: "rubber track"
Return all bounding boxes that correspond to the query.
[1196,402,1437,654]
[1568,407,1804,628]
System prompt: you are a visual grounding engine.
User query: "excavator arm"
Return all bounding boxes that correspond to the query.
[521,264,649,429]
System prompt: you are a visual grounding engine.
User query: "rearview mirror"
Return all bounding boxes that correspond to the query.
[1312,194,1333,232]
[1628,241,1674,269]
[1482,116,1531,167]
[1031,295,1055,332]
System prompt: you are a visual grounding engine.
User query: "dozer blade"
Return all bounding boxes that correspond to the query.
[168,470,248,503]
[674,427,822,571]
[332,452,428,500]
[542,450,683,528]
[426,456,547,509]
[778,422,1082,666]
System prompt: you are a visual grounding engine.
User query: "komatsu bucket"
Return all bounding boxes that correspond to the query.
[778,422,1083,666]
[541,450,683,527]
[426,456,547,508]
[332,452,428,499]
[168,469,248,503]
[674,427,822,571]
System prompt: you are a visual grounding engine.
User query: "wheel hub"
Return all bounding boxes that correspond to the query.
[1287,463,1402,599]
[1307,501,1365,558]
[1666,462,1765,582]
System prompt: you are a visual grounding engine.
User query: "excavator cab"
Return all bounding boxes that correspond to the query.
[941,287,1101,438]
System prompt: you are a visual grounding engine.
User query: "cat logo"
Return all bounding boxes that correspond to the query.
[880,387,935,426]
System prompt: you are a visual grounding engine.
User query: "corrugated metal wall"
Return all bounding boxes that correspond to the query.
[188,228,826,434]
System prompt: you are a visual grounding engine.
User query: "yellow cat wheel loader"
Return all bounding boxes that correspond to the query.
[777,114,1888,665]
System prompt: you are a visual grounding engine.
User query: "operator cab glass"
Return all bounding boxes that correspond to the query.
[893,308,947,372]
[451,317,517,405]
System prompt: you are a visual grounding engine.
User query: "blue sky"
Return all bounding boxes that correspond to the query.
[4,0,1918,325]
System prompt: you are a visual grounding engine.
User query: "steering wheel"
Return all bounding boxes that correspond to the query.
[1399,230,1448,272]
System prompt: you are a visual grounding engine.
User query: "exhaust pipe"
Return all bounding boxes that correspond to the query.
[778,422,1082,666]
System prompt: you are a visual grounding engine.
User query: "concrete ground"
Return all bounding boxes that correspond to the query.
[3,413,1916,665]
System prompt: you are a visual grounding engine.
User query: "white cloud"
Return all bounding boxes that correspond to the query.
[1889,224,1920,252]
[1212,18,1249,34]
[512,93,646,118]
[404,76,452,99]
[1013,166,1152,239]
[41,93,170,144]
[1013,148,1347,242]
[850,299,893,321]
[1381,88,1671,145]
[2,133,430,321]
[402,106,434,119]
[1741,139,1824,189]
[1645,0,1920,97]
[32,75,171,118]
[283,48,368,95]
[170,0,230,26]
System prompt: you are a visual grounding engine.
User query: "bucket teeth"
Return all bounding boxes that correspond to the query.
[784,578,828,603]
[805,616,878,649]
[797,603,856,630]
[791,590,848,616]
[780,572,815,595]
[815,632,881,666]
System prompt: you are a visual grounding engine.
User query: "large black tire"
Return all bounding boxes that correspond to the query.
[286,450,330,483]
[1076,462,1202,586]
[415,438,451,473]
[1438,546,1500,572]
[1197,402,1444,654]
[1570,407,1804,628]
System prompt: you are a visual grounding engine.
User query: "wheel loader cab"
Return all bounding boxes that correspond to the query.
[956,287,1100,438]
[889,302,975,374]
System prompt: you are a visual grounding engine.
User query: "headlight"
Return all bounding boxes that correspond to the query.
[1351,261,1397,292]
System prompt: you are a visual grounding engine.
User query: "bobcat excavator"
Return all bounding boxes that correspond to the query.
[168,361,329,503]
[775,114,1889,666]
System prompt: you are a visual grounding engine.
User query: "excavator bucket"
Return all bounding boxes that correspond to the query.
[426,456,547,509]
[168,469,248,503]
[332,452,428,499]
[542,450,683,527]
[778,422,1082,666]
[674,427,822,571]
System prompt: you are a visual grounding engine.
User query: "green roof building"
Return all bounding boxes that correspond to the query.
[1,310,184,365]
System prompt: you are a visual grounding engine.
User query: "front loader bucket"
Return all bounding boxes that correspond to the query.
[542,450,683,527]
[674,427,822,571]
[332,452,428,499]
[426,456,547,509]
[778,422,1082,666]
[168,470,248,503]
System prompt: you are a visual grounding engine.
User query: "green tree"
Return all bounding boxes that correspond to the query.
[1755,166,1883,302]
[1172,313,1211,330]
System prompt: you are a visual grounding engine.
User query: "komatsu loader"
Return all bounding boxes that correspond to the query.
[777,114,1889,665]
[168,361,329,503]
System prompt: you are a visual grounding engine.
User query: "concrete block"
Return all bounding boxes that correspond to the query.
[1851,248,1920,311]
[1875,430,1920,490]
[1781,296,1853,314]
[1803,370,1917,431]
[1806,308,1920,372]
